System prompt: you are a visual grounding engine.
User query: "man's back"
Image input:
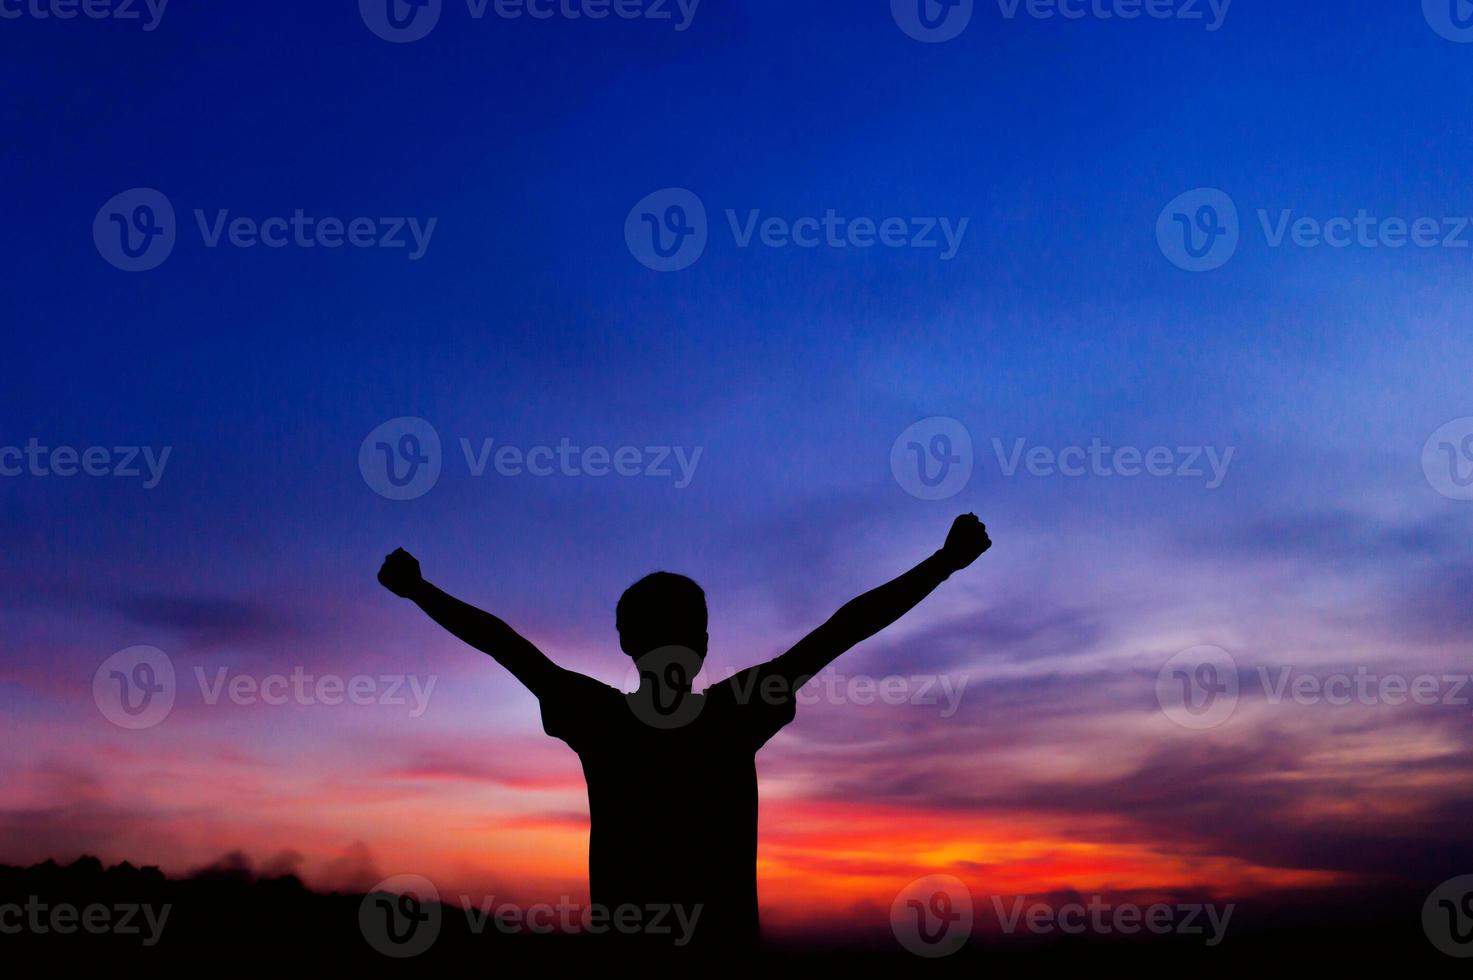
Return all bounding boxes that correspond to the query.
[377,515,990,955]
[539,665,796,950]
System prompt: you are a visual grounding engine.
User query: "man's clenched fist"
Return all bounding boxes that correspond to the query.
[939,513,992,572]
[378,547,424,598]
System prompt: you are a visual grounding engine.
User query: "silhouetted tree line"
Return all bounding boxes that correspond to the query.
[0,855,1451,969]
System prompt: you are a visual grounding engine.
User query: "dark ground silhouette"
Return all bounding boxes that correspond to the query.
[0,855,1455,970]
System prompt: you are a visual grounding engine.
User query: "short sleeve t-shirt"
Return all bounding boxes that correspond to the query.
[538,663,796,948]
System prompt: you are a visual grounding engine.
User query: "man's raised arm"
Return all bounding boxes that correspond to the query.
[378,548,564,697]
[762,514,992,687]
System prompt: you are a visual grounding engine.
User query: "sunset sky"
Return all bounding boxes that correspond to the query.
[3,0,1472,944]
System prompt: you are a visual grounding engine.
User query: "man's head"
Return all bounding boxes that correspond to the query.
[616,572,708,660]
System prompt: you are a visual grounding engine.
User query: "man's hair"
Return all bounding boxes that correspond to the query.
[616,572,708,658]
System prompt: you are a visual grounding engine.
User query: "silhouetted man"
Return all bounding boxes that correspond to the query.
[378,514,991,953]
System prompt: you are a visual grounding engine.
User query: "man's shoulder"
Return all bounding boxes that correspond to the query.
[701,662,797,740]
[702,662,788,702]
[548,668,623,701]
[539,668,625,746]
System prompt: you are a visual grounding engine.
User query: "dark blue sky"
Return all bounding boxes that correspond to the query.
[5,0,1472,674]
